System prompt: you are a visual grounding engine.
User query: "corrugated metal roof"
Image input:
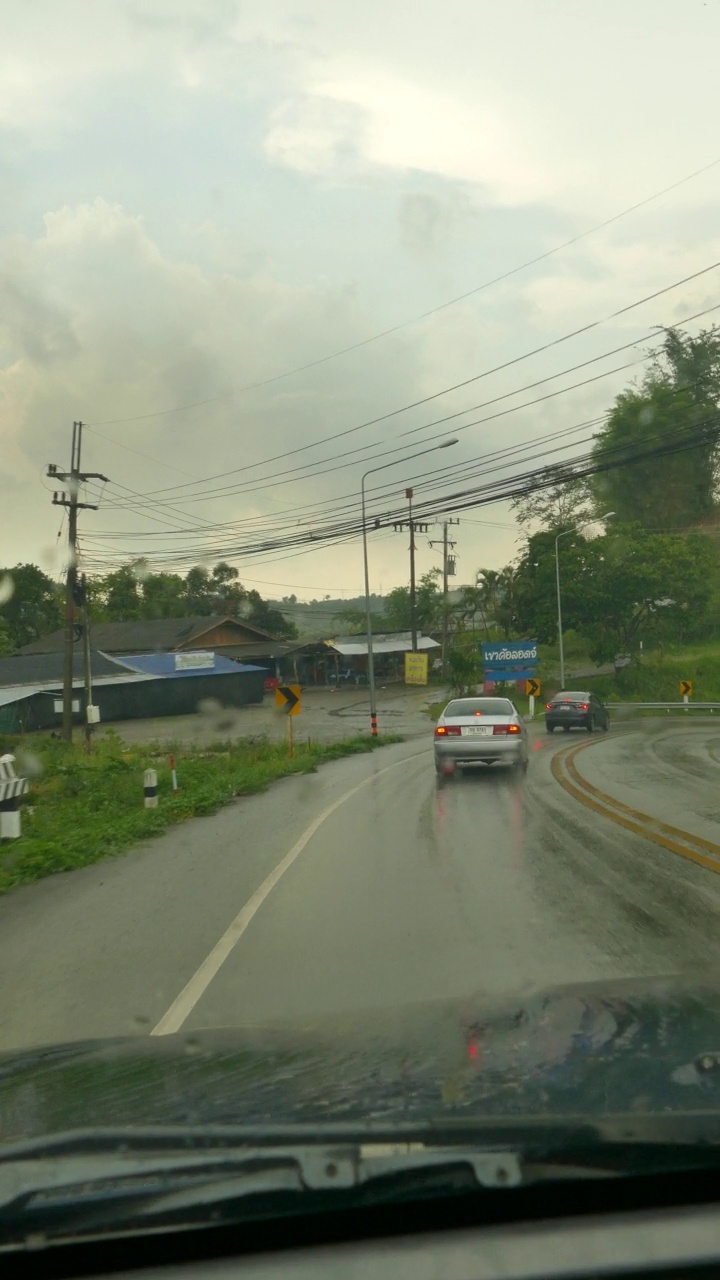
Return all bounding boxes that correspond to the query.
[116,652,267,677]
[328,635,440,656]
[18,615,276,656]
[0,651,129,689]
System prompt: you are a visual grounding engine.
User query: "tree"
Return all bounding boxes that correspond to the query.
[210,562,245,615]
[244,590,298,639]
[382,570,443,632]
[0,618,14,656]
[141,573,186,619]
[511,465,595,531]
[0,564,63,649]
[591,326,720,530]
[184,566,215,615]
[99,566,143,621]
[510,524,716,663]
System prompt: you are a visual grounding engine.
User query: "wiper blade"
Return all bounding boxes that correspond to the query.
[0,1139,520,1246]
[3,1114,720,1247]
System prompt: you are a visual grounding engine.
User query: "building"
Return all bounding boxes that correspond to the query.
[18,616,292,667]
[0,649,266,734]
[316,633,441,685]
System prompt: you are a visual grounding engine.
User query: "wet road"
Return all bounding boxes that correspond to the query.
[2,720,720,1051]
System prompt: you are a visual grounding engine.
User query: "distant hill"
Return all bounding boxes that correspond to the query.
[267,595,385,641]
[268,587,474,640]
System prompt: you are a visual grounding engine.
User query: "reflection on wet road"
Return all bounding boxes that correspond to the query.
[3,723,720,1050]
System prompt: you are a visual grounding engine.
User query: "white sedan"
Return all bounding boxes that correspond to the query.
[434,696,529,777]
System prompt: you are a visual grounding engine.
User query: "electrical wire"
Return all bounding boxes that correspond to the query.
[86,262,720,509]
[85,154,720,431]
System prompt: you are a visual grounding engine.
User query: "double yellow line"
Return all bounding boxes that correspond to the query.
[551,737,720,875]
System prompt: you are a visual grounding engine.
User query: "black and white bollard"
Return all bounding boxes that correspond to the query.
[0,754,29,840]
[144,768,159,808]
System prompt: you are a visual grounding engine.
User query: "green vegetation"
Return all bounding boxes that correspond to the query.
[463,326,720,673]
[0,731,403,896]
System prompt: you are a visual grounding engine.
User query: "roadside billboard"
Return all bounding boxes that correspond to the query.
[404,652,429,685]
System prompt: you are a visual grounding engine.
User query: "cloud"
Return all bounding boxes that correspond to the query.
[264,72,550,204]
[0,197,430,569]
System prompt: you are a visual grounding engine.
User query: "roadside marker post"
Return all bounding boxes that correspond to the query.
[680,680,692,712]
[144,769,159,808]
[169,755,178,795]
[525,677,541,720]
[275,684,301,756]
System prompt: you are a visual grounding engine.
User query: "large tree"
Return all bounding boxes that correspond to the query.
[244,590,298,639]
[591,326,720,530]
[511,465,596,531]
[0,564,62,649]
[511,523,716,662]
[382,569,443,632]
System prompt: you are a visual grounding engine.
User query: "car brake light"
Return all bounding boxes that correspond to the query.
[435,725,461,736]
[578,703,589,710]
[545,703,552,710]
[493,724,520,735]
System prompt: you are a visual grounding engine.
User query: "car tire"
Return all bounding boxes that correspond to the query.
[602,718,610,732]
[586,717,594,733]
[546,723,555,734]
[563,725,571,732]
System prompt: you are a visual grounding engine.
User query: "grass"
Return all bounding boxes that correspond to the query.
[0,729,403,896]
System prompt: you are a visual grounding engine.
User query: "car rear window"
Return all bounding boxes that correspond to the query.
[444,699,515,717]
[552,692,589,701]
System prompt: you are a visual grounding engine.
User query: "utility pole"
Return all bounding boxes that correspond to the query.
[429,519,459,681]
[392,490,429,653]
[48,422,108,743]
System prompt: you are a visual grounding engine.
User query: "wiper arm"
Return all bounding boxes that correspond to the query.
[0,1138,520,1245]
[4,1113,720,1246]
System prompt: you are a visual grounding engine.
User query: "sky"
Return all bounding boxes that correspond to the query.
[2,0,720,603]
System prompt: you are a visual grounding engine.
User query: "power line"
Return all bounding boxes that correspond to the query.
[91,267,720,507]
[85,154,720,431]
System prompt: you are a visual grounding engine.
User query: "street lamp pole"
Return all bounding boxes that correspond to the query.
[361,438,458,737]
[555,512,615,690]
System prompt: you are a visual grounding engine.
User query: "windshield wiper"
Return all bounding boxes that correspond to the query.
[2,1116,720,1247]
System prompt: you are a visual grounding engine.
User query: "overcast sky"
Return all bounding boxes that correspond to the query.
[2,0,720,603]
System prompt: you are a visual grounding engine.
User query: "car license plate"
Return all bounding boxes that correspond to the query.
[462,726,493,736]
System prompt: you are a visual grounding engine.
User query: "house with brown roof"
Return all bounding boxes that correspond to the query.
[18,615,296,666]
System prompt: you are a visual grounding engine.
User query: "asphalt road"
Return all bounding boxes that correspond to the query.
[3,719,720,1053]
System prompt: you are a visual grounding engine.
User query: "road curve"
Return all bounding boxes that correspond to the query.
[2,722,720,1053]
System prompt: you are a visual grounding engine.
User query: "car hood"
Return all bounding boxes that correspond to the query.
[2,974,720,1144]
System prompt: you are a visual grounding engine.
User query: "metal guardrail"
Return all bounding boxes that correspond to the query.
[604,702,720,711]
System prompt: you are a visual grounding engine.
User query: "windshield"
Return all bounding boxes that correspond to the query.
[2,0,720,1250]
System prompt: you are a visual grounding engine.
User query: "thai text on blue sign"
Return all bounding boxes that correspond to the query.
[482,640,538,667]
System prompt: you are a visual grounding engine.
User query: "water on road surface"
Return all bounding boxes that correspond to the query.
[3,720,720,1052]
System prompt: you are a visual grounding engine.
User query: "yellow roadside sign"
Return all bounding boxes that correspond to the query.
[525,678,541,698]
[680,680,693,698]
[275,684,302,715]
[404,653,428,686]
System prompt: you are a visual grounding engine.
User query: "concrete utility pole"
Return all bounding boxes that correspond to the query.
[429,518,459,680]
[393,490,430,653]
[48,422,108,743]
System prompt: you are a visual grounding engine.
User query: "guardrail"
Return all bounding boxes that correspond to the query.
[604,702,720,712]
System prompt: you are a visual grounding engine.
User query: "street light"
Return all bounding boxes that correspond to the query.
[555,511,614,690]
[361,438,459,737]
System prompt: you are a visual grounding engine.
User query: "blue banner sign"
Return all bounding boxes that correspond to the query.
[482,640,538,666]
[483,669,537,685]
